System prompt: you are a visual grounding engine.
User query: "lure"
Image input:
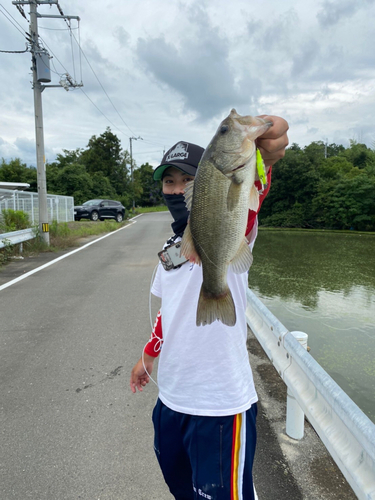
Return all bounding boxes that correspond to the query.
[256,148,267,186]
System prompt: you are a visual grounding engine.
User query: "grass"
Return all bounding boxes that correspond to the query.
[132,205,168,214]
[0,206,168,269]
[48,219,125,249]
[0,219,127,269]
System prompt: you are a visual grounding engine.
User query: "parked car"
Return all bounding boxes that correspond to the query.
[74,199,125,223]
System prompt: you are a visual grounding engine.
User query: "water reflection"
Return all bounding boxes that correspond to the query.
[249,230,375,422]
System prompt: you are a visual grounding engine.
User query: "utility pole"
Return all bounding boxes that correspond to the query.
[129,136,143,212]
[12,0,81,245]
[29,0,49,244]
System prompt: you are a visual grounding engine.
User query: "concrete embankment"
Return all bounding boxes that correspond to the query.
[248,327,357,500]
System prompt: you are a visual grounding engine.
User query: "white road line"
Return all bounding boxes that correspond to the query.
[128,214,143,221]
[0,221,137,292]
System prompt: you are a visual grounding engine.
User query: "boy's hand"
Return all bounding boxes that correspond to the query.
[256,115,289,167]
[130,354,155,393]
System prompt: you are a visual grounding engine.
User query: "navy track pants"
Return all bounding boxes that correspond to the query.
[152,398,257,500]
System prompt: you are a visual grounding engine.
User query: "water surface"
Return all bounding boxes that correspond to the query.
[248,230,375,423]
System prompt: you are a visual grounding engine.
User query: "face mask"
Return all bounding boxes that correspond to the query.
[163,193,189,237]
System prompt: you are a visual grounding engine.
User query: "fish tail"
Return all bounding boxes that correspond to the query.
[196,285,236,327]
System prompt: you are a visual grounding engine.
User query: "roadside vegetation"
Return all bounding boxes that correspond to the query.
[0,209,130,269]
[132,206,168,214]
[0,206,169,269]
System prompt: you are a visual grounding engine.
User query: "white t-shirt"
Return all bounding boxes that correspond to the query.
[151,220,258,417]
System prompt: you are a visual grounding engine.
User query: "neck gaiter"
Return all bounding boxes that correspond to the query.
[163,193,189,237]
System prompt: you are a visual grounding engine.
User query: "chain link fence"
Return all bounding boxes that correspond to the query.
[0,188,74,225]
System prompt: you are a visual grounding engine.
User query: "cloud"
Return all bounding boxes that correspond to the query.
[113,27,130,48]
[317,0,375,27]
[135,4,252,120]
[14,137,36,158]
[1,0,375,171]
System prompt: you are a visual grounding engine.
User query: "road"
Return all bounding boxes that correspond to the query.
[0,213,172,500]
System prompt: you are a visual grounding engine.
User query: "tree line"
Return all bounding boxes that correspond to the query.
[1,128,375,231]
[0,127,163,211]
[259,140,375,231]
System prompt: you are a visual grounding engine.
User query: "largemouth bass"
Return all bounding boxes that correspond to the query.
[181,109,272,327]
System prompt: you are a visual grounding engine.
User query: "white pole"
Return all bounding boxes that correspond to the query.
[286,331,308,440]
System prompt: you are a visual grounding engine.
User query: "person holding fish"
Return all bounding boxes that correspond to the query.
[130,110,289,500]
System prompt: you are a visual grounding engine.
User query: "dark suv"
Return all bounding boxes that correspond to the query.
[74,199,125,223]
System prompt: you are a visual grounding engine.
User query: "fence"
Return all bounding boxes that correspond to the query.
[0,188,74,224]
[246,288,375,500]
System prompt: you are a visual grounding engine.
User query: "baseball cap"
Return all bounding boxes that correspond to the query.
[153,141,205,181]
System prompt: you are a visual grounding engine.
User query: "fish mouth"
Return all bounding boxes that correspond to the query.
[231,164,245,172]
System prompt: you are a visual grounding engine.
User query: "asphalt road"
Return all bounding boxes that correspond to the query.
[0,213,172,500]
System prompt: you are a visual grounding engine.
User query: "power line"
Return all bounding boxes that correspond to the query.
[136,150,164,155]
[39,25,78,31]
[0,3,28,38]
[68,28,136,137]
[0,47,28,53]
[8,2,161,155]
[37,20,134,139]
[79,88,131,139]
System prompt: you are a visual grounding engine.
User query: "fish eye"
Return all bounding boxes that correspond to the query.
[220,125,229,134]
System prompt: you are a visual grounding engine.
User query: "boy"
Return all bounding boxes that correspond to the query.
[130,116,289,500]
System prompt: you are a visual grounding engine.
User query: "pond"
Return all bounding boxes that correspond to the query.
[248,229,375,423]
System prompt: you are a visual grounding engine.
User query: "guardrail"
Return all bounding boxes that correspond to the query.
[0,228,36,249]
[246,288,375,500]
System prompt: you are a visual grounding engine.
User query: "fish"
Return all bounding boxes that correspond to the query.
[180,108,272,327]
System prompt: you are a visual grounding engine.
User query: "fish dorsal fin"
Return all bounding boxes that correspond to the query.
[249,184,259,212]
[227,181,241,211]
[180,222,201,265]
[229,238,253,274]
[183,180,195,212]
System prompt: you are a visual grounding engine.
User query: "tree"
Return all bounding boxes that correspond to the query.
[343,141,374,169]
[133,163,163,207]
[54,164,94,204]
[80,128,123,178]
[0,158,37,189]
[259,147,319,228]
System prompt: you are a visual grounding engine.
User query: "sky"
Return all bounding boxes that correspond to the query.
[1,0,375,170]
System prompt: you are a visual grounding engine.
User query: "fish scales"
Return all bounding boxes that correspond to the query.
[181,109,272,327]
[190,160,249,294]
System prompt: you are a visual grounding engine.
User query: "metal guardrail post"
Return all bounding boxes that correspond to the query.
[286,331,308,440]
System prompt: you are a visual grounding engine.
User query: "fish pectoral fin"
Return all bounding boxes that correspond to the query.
[180,222,201,265]
[227,181,241,211]
[196,285,236,327]
[229,238,253,274]
[249,184,259,212]
[183,180,194,212]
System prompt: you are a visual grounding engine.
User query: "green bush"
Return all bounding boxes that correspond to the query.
[1,209,30,231]
[49,220,70,238]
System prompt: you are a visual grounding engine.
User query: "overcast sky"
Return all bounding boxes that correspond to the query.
[1,0,374,170]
